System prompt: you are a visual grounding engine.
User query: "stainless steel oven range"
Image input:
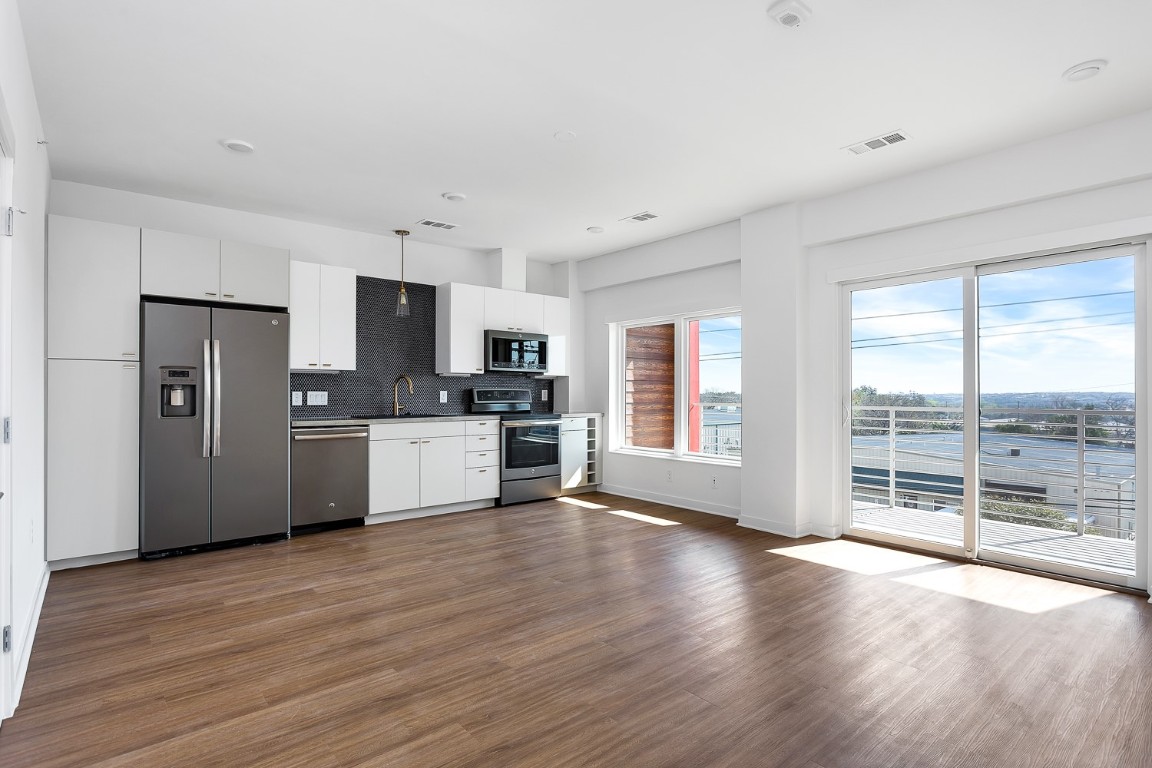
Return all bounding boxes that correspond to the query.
[470,388,561,504]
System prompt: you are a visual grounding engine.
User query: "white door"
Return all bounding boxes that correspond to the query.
[318,265,356,370]
[369,439,420,513]
[0,97,14,719]
[289,260,321,369]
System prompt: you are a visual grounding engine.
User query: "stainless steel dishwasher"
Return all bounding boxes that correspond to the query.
[290,425,369,527]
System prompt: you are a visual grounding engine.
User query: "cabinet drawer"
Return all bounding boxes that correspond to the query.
[370,421,467,441]
[466,433,497,451]
[465,466,500,501]
[466,419,500,435]
[465,450,500,468]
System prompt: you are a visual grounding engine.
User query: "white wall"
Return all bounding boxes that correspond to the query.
[50,180,497,287]
[579,109,1152,580]
[0,0,51,721]
[580,223,741,518]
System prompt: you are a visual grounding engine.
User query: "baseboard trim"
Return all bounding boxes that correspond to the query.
[6,564,50,719]
[49,550,137,572]
[597,484,740,518]
[365,499,494,525]
[737,516,811,538]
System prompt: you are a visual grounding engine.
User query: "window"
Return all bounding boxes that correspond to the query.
[617,311,741,462]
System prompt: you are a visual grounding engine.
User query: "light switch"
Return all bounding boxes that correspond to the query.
[541,390,548,402]
[439,390,448,403]
[306,391,328,406]
[291,391,303,406]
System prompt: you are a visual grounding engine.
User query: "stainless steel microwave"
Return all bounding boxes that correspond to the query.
[485,330,548,372]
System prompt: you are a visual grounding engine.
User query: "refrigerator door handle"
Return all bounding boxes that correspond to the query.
[202,339,212,458]
[212,339,222,457]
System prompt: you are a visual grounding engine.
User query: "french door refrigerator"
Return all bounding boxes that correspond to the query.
[140,300,290,555]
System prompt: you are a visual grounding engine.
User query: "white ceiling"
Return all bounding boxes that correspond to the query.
[17,0,1152,263]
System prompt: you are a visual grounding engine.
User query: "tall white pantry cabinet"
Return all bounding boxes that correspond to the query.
[46,216,142,562]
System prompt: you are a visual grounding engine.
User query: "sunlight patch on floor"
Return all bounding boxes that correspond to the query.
[606,509,681,526]
[767,539,945,575]
[892,563,1114,614]
[556,496,609,510]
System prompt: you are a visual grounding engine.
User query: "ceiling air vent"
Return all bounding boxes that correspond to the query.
[845,130,911,156]
[619,211,658,223]
[416,218,458,230]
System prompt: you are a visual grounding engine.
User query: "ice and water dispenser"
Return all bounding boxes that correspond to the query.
[159,366,197,417]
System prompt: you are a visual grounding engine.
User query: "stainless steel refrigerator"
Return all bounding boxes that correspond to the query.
[140,300,290,555]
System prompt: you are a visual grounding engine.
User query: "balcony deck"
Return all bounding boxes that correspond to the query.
[852,504,1136,576]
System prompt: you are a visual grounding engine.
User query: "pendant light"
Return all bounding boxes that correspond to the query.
[394,229,411,317]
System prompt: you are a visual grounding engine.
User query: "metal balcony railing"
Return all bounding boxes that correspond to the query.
[851,405,1137,542]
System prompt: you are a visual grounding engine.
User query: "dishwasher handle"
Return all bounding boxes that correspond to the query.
[292,431,369,441]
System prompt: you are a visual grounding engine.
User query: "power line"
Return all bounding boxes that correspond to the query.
[853,289,1133,322]
[852,310,1133,345]
[853,318,1135,349]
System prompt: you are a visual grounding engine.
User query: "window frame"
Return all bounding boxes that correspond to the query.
[613,307,741,465]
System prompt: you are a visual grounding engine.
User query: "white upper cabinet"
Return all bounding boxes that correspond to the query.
[141,229,289,307]
[47,215,141,361]
[290,260,356,371]
[542,295,570,376]
[220,240,290,307]
[141,229,219,300]
[484,287,544,333]
[436,282,486,375]
[318,264,357,370]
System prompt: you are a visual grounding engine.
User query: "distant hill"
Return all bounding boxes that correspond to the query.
[925,392,1134,410]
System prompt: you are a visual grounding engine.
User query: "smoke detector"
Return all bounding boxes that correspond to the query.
[767,0,812,28]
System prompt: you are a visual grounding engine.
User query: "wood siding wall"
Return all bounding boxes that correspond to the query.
[625,323,675,449]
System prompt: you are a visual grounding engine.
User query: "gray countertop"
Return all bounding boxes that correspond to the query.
[292,414,502,428]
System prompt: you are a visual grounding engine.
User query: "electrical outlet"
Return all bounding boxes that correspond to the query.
[666,470,673,483]
[439,390,448,404]
[291,391,303,406]
[541,389,548,402]
[711,475,717,489]
[306,391,328,406]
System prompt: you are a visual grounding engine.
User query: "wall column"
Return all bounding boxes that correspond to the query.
[738,204,810,537]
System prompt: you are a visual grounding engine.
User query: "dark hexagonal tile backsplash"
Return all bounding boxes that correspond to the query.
[290,277,553,419]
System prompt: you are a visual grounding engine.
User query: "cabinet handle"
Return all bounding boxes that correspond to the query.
[122,364,137,369]
[478,469,487,473]
[474,368,482,372]
[122,352,136,357]
[322,363,332,367]
[477,422,488,426]
[409,441,419,444]
[205,292,217,297]
[308,363,318,367]
[477,453,487,457]
[421,440,431,444]
[477,437,487,441]
[223,293,235,299]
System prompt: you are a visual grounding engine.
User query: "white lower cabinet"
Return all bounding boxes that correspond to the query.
[369,438,421,513]
[47,359,140,561]
[464,419,501,500]
[370,420,497,514]
[419,436,467,507]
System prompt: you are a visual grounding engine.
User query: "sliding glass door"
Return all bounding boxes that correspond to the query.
[849,275,966,551]
[845,246,1146,588]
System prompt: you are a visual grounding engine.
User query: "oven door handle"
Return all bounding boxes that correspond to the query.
[501,420,560,428]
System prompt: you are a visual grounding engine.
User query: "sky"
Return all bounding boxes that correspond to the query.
[851,254,1135,395]
[697,315,742,395]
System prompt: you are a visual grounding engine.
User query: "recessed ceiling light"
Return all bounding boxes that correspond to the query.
[441,192,467,202]
[1062,59,1108,82]
[554,130,577,143]
[766,0,812,28]
[586,226,604,234]
[220,138,254,153]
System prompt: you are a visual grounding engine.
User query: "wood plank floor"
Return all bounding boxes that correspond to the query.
[1,492,1150,767]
